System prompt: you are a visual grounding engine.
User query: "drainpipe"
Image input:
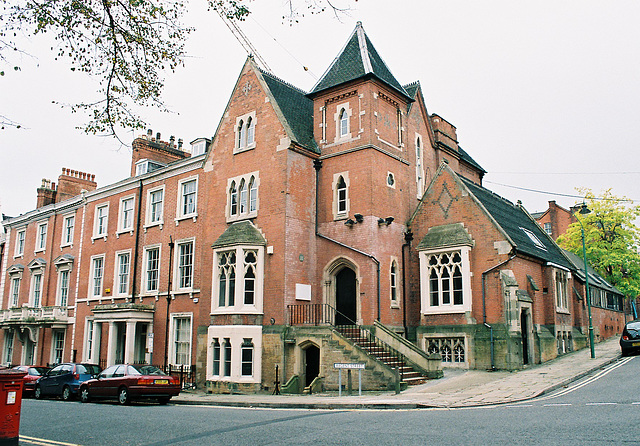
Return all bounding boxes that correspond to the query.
[130,180,143,303]
[164,236,175,370]
[482,254,516,371]
[401,231,413,337]
[313,159,382,321]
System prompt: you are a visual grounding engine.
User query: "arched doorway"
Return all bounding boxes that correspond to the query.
[335,267,357,325]
[304,344,320,387]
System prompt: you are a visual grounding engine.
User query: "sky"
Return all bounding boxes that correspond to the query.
[2,0,639,220]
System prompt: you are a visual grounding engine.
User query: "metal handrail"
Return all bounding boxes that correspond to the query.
[287,303,408,381]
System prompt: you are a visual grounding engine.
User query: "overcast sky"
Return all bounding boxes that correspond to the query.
[2,0,639,219]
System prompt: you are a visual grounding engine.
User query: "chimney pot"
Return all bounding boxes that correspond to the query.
[156,132,161,142]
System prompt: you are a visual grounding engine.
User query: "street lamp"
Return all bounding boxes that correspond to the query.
[576,203,596,359]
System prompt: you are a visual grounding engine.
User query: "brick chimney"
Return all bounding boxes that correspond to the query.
[430,114,459,152]
[56,168,97,203]
[131,129,189,177]
[36,179,57,208]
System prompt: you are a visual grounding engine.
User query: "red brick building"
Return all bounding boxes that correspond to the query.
[0,23,628,392]
[532,200,577,240]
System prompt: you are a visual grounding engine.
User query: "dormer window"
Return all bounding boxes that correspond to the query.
[235,112,257,153]
[190,138,209,156]
[135,159,166,176]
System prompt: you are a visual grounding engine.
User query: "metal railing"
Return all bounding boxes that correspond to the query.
[287,303,409,381]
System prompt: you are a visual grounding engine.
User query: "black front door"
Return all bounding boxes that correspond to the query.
[521,310,529,365]
[305,345,320,387]
[335,268,356,325]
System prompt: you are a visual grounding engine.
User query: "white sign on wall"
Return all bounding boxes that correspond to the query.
[296,283,311,301]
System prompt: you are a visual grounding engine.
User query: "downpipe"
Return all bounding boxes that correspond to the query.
[482,254,516,371]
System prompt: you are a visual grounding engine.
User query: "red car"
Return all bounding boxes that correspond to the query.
[79,364,180,405]
[12,366,50,397]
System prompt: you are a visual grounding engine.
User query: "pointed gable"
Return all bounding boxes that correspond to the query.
[310,22,410,100]
[259,69,318,153]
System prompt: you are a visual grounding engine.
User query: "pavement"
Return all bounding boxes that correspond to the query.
[172,336,623,410]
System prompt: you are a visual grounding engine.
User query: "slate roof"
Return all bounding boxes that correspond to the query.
[562,249,623,295]
[459,176,572,268]
[458,146,486,174]
[311,22,410,100]
[417,223,473,251]
[212,221,266,249]
[260,69,318,154]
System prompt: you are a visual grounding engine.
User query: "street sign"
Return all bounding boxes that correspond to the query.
[334,363,365,369]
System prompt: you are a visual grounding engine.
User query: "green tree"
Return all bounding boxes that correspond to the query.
[1,0,352,140]
[557,188,640,300]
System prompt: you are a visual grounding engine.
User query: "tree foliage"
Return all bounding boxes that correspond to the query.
[557,188,640,299]
[1,0,351,141]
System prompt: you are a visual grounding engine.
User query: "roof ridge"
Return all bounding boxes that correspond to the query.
[403,80,421,88]
[258,68,308,95]
[460,175,516,208]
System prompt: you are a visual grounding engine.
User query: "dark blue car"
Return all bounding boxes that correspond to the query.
[35,363,102,401]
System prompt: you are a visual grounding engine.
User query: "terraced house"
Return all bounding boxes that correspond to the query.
[0,23,628,392]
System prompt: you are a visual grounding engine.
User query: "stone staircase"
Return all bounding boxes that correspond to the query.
[335,325,429,386]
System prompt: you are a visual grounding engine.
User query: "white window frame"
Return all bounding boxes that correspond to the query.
[51,330,65,365]
[61,214,75,247]
[9,277,20,308]
[89,255,105,298]
[332,172,350,219]
[169,313,192,366]
[30,271,43,308]
[415,133,424,198]
[146,186,165,227]
[521,227,547,251]
[143,245,162,294]
[114,250,132,297]
[212,245,264,314]
[234,111,257,153]
[93,203,109,240]
[176,176,198,222]
[543,222,552,236]
[226,172,259,223]
[56,268,71,307]
[419,246,472,315]
[4,330,14,365]
[118,195,135,234]
[174,238,195,291]
[207,325,262,383]
[14,229,26,257]
[390,258,399,308]
[334,102,352,142]
[35,222,47,252]
[555,270,569,313]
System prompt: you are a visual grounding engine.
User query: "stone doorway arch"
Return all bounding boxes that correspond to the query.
[323,257,360,325]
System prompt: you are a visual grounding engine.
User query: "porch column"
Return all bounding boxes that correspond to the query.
[106,322,117,366]
[91,322,102,365]
[125,321,137,364]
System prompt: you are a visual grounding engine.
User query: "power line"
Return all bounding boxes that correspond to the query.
[491,171,640,175]
[483,180,637,204]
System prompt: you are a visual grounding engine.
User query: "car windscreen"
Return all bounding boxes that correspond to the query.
[77,364,102,375]
[31,367,49,376]
[129,365,167,376]
[626,322,640,331]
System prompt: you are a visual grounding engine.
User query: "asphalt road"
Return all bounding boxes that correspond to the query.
[19,355,640,445]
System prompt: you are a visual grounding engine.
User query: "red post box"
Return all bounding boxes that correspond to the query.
[0,369,27,446]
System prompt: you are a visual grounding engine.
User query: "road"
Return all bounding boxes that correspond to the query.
[19,356,640,445]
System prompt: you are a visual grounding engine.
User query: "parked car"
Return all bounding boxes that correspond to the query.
[620,320,640,356]
[35,363,102,400]
[12,365,50,397]
[80,364,180,405]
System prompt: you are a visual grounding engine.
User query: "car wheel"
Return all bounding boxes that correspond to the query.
[118,387,130,405]
[62,386,73,401]
[34,385,42,400]
[157,397,171,405]
[80,387,90,403]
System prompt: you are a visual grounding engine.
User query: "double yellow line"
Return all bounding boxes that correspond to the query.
[19,436,81,446]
